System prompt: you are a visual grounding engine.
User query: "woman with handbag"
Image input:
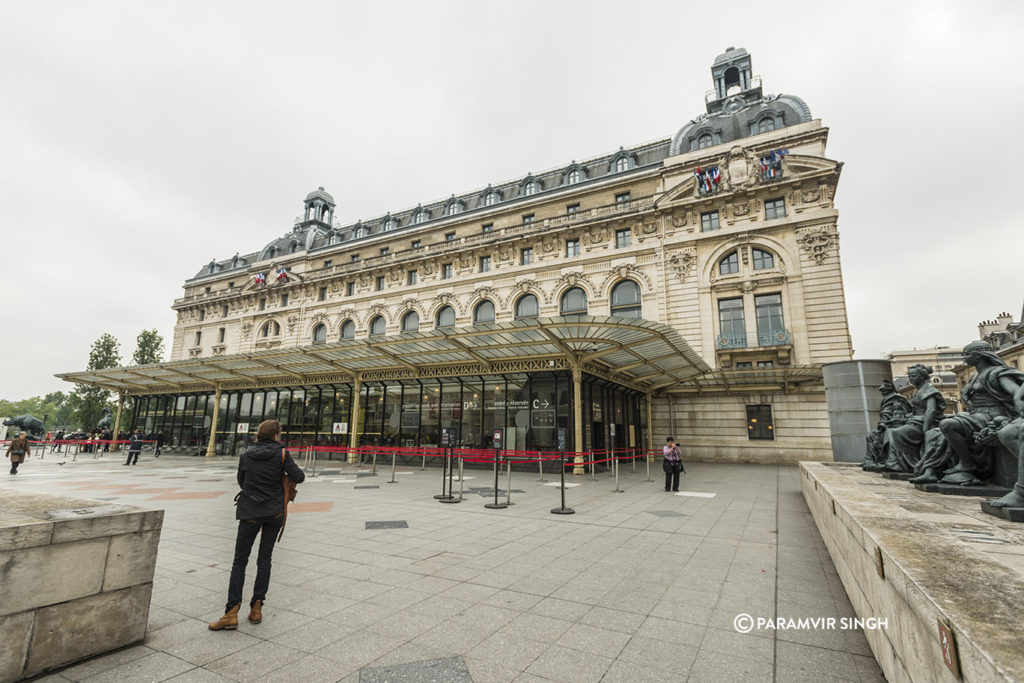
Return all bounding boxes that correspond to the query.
[662,437,683,492]
[209,419,305,631]
[7,432,30,475]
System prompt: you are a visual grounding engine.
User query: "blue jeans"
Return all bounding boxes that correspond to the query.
[227,515,283,612]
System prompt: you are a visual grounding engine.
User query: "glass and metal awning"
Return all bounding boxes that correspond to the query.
[57,317,717,396]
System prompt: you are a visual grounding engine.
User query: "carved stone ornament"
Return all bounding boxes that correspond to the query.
[241,322,252,341]
[473,286,504,308]
[420,260,436,276]
[724,145,760,191]
[801,187,821,204]
[642,222,658,235]
[796,225,838,265]
[548,271,594,303]
[671,212,687,228]
[286,315,299,335]
[600,264,653,293]
[366,304,388,324]
[433,292,462,315]
[541,235,558,253]
[586,226,609,246]
[731,201,750,217]
[497,244,513,261]
[667,248,696,284]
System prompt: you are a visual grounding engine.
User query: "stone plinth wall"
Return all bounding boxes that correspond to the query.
[800,461,1024,683]
[0,490,163,682]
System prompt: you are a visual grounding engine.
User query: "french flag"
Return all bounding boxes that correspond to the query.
[276,267,289,282]
[254,272,266,286]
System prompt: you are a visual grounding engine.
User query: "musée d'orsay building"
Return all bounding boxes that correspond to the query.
[61,48,852,464]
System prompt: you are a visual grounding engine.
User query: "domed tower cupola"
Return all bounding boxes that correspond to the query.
[301,186,335,227]
[707,47,763,115]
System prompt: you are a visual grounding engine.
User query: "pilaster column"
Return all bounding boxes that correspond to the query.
[348,376,361,464]
[112,392,124,451]
[645,392,654,460]
[572,363,584,475]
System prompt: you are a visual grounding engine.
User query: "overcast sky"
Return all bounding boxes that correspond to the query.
[1,0,1022,400]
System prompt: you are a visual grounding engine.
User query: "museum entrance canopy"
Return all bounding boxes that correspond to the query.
[57,317,716,396]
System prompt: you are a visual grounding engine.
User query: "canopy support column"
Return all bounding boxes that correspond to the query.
[206,385,221,457]
[645,392,654,461]
[348,376,361,464]
[572,364,584,475]
[112,392,124,451]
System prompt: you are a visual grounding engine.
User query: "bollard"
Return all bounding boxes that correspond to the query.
[646,450,652,482]
[440,449,460,503]
[371,448,378,476]
[589,451,595,481]
[612,453,623,493]
[434,447,452,500]
[506,456,513,506]
[388,451,397,483]
[631,449,636,473]
[457,457,464,502]
[550,453,575,515]
[537,454,546,482]
[420,453,426,471]
[485,450,507,509]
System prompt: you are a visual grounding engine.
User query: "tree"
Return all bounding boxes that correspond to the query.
[0,391,72,431]
[132,329,165,366]
[71,333,122,431]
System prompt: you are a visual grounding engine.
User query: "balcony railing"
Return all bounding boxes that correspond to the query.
[716,336,747,350]
[758,329,791,346]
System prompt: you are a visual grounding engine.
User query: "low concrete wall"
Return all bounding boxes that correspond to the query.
[0,489,163,681]
[800,461,1024,683]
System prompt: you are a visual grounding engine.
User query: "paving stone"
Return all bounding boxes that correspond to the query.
[359,656,472,683]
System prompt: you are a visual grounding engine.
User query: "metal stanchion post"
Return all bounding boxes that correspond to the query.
[388,451,397,483]
[434,446,451,500]
[589,451,595,480]
[440,448,460,503]
[646,450,652,482]
[485,449,507,509]
[613,452,623,493]
[631,449,636,472]
[506,456,513,506]
[420,453,425,471]
[371,448,378,476]
[538,454,546,482]
[551,453,575,515]
[457,457,464,502]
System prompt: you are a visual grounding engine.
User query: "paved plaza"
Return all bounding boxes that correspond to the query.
[4,452,883,682]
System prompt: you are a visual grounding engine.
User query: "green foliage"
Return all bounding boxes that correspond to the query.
[71,333,122,430]
[0,391,71,431]
[132,329,165,366]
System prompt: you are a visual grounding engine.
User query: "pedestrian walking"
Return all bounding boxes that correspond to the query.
[124,429,143,465]
[209,419,305,631]
[7,432,30,475]
[155,430,165,457]
[52,429,64,452]
[662,437,683,492]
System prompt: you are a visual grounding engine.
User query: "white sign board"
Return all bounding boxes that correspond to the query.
[610,423,616,436]
[332,422,348,435]
[236,423,250,434]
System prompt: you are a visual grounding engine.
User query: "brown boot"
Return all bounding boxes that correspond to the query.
[208,604,240,631]
[248,600,263,624]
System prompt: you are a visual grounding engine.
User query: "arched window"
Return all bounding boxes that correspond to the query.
[369,316,386,336]
[560,287,587,317]
[474,300,495,323]
[353,225,368,238]
[383,217,398,231]
[261,321,281,337]
[566,169,581,185]
[445,201,462,216]
[698,133,713,149]
[752,248,775,270]
[615,156,629,172]
[523,181,538,196]
[267,246,278,259]
[436,305,456,328]
[515,293,539,319]
[339,320,355,339]
[758,117,775,133]
[401,311,419,332]
[719,252,739,275]
[414,210,428,225]
[289,241,300,254]
[328,232,341,245]
[610,280,642,319]
[312,324,327,343]
[483,191,498,207]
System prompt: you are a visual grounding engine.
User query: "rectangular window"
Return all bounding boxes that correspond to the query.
[521,247,533,265]
[717,298,746,348]
[445,231,456,242]
[701,210,720,231]
[199,309,205,321]
[346,282,355,296]
[411,240,421,249]
[380,247,389,256]
[194,331,202,347]
[222,305,229,317]
[565,239,580,257]
[482,223,493,234]
[755,293,785,344]
[218,327,225,343]
[351,254,360,262]
[259,298,266,311]
[280,294,288,307]
[442,263,453,279]
[480,255,491,272]
[407,270,417,285]
[764,197,786,220]
[318,287,327,301]
[522,214,534,224]
[204,287,211,294]
[566,203,580,215]
[323,260,332,268]
[615,191,631,204]
[615,228,631,248]
[757,360,774,368]
[376,276,385,291]
[736,361,753,369]
[228,282,234,288]
[746,405,774,440]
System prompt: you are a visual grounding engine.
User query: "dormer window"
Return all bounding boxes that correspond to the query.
[523,180,538,196]
[445,200,463,216]
[758,117,776,133]
[698,134,713,149]
[383,216,398,231]
[566,169,581,185]
[483,191,498,206]
[353,225,368,238]
[615,156,629,172]
[413,209,429,224]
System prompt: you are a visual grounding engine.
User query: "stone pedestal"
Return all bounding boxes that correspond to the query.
[882,471,914,481]
[914,482,1011,498]
[0,490,162,681]
[979,502,1024,522]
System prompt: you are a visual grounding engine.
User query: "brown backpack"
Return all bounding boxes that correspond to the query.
[278,451,298,541]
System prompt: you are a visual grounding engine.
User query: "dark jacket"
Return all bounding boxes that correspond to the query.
[128,433,143,452]
[236,440,305,520]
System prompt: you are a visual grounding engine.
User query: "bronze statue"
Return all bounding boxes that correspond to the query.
[97,408,113,431]
[882,364,945,473]
[940,341,1024,486]
[2,415,46,440]
[985,382,1024,509]
[863,380,912,472]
